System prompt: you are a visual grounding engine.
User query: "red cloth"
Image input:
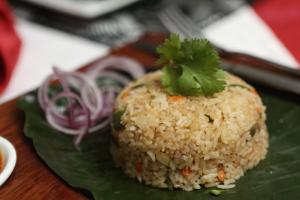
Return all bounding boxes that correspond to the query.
[0,0,21,95]
[253,0,300,63]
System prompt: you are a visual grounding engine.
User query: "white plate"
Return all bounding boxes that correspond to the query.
[0,136,17,186]
[21,0,142,19]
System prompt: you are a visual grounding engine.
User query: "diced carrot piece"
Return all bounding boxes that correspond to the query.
[168,95,185,102]
[250,88,258,95]
[121,90,130,99]
[217,169,225,182]
[180,166,192,177]
[135,161,143,173]
[256,107,262,113]
[217,164,225,182]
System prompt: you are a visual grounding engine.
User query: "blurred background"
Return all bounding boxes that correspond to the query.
[10,0,250,46]
[1,0,299,103]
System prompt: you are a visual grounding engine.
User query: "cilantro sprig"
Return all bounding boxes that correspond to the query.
[156,34,226,96]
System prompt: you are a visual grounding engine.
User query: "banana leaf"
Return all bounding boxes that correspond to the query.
[17,88,300,200]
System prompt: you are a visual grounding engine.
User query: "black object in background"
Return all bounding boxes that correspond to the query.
[9,0,251,46]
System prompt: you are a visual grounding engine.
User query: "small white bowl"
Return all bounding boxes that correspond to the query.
[0,136,17,186]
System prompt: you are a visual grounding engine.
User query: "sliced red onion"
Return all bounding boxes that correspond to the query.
[86,56,144,80]
[88,118,110,133]
[37,56,145,147]
[95,71,131,85]
[38,74,55,110]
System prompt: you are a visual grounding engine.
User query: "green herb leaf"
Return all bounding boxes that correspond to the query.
[131,84,146,90]
[112,110,125,130]
[250,124,257,137]
[157,34,226,96]
[205,114,214,123]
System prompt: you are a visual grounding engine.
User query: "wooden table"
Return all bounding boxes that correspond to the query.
[0,33,165,200]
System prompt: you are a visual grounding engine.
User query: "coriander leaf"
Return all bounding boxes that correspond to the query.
[156,34,184,66]
[156,34,226,96]
[176,65,202,95]
[161,66,182,95]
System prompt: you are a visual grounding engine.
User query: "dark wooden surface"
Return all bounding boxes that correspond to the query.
[0,33,163,200]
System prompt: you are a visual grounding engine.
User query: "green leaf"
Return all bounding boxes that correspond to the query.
[17,89,300,200]
[156,34,184,66]
[156,34,226,96]
[112,110,125,130]
[161,66,182,95]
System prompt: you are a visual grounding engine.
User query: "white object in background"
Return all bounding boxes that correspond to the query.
[203,6,299,68]
[0,19,109,104]
[0,136,17,187]
[22,0,141,19]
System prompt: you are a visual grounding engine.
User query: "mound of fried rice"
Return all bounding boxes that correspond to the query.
[111,71,268,191]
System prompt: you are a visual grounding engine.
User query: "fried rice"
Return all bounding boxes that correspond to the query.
[111,71,268,191]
